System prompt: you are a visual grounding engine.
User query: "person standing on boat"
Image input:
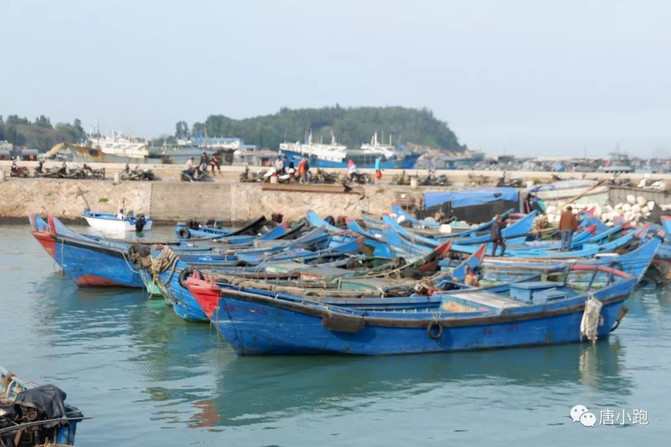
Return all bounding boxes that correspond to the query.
[559,206,578,250]
[490,215,505,256]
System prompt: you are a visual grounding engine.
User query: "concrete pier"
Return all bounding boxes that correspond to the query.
[1,160,670,224]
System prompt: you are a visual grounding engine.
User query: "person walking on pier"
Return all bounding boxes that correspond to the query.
[199,152,209,175]
[297,155,310,183]
[490,214,505,256]
[559,206,578,250]
[210,154,221,175]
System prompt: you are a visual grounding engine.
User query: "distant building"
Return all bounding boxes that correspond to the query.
[0,140,13,160]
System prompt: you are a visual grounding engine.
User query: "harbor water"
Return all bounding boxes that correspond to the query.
[1,225,669,446]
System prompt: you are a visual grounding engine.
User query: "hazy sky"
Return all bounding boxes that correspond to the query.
[2,0,670,157]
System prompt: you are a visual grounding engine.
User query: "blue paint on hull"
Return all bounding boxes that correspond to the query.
[213,296,628,355]
[211,274,635,355]
[158,268,208,322]
[280,150,420,169]
[52,237,144,288]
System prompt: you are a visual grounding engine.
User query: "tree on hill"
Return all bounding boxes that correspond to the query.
[190,106,465,152]
[0,116,86,150]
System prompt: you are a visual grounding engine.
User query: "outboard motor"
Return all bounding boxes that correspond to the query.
[135,214,146,232]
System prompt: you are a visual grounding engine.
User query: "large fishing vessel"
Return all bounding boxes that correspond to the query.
[279,132,419,169]
[90,134,149,159]
[43,134,149,163]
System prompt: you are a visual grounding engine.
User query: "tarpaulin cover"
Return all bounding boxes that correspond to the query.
[14,385,68,419]
[424,187,518,208]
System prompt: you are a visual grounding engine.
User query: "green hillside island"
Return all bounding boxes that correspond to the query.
[181,106,467,153]
[0,115,86,151]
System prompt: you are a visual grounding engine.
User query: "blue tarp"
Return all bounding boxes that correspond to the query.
[424,187,518,208]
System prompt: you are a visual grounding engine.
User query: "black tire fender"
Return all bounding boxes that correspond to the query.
[427,321,444,340]
[178,227,191,239]
[178,266,200,289]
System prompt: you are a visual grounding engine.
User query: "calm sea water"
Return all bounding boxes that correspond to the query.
[1,225,669,446]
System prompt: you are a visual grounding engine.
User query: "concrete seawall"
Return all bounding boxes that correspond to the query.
[0,177,410,224]
[2,160,671,224]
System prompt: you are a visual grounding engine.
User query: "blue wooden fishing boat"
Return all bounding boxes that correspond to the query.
[1,366,84,446]
[174,215,269,240]
[449,230,638,258]
[479,235,662,284]
[185,245,487,319]
[390,204,515,237]
[203,264,636,355]
[305,211,396,258]
[29,214,327,287]
[31,215,147,287]
[141,233,363,321]
[144,237,458,322]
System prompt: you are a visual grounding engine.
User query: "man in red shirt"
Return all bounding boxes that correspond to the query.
[559,206,578,250]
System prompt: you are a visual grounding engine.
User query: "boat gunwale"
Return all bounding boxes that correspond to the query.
[216,283,634,329]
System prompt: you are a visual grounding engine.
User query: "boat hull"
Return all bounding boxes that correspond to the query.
[82,211,153,232]
[212,286,632,355]
[31,231,144,288]
[280,150,419,169]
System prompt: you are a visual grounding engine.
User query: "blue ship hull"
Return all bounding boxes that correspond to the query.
[280,150,420,169]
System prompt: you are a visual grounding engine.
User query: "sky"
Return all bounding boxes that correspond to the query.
[2,0,670,157]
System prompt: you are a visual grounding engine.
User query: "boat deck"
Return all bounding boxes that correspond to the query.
[449,290,525,309]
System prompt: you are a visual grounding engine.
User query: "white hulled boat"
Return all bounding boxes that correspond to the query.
[90,133,149,160]
[279,131,419,169]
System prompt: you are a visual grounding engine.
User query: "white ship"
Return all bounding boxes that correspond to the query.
[279,132,348,164]
[90,133,149,159]
[279,131,419,169]
[359,131,397,159]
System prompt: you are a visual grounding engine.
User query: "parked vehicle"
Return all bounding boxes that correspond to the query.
[34,161,61,178]
[263,167,296,183]
[181,168,208,182]
[120,164,155,181]
[10,160,29,178]
[82,163,106,180]
[313,168,338,184]
[419,169,449,186]
[59,162,85,179]
[239,166,266,183]
[347,171,371,185]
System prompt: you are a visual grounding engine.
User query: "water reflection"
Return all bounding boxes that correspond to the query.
[1,225,654,437]
[200,339,631,428]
